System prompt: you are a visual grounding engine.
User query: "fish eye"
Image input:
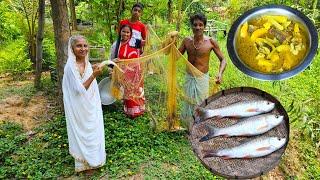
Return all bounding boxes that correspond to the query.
[267,102,270,105]
[278,137,281,140]
[275,115,279,118]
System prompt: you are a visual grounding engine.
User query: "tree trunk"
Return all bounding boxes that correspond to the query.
[20,0,37,69]
[106,3,113,43]
[176,0,183,31]
[35,0,45,89]
[50,0,70,111]
[31,39,37,69]
[167,0,173,23]
[30,0,37,69]
[116,0,124,24]
[69,0,77,31]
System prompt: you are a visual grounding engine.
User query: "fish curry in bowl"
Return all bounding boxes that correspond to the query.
[227,5,318,80]
[237,15,308,73]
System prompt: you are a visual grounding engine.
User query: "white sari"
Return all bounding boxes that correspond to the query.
[62,38,106,172]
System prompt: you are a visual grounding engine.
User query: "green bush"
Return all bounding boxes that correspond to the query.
[0,116,73,179]
[0,39,32,76]
[0,121,26,162]
[86,26,111,48]
[42,38,56,70]
[0,2,23,44]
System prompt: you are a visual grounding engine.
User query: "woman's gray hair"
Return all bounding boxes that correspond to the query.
[69,35,86,48]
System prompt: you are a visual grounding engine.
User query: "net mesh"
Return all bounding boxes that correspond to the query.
[110,25,220,131]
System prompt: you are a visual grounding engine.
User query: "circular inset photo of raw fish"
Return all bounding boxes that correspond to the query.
[227,5,318,80]
[189,87,289,179]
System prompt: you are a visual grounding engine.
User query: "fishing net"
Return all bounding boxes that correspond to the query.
[110,25,220,131]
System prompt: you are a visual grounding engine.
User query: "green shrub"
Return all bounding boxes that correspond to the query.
[42,37,56,70]
[0,121,26,162]
[0,116,73,179]
[0,39,32,77]
[0,2,23,44]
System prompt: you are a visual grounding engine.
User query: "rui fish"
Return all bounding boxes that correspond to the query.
[199,114,283,142]
[203,136,286,159]
[196,100,275,122]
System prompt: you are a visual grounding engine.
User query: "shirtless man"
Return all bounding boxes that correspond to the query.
[178,13,227,129]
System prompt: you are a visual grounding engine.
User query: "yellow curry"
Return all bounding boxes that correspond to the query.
[236,15,308,73]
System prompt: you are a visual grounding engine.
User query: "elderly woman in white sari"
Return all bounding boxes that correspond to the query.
[62,35,105,173]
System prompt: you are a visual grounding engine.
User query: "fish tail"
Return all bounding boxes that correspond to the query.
[195,107,210,123]
[196,108,219,122]
[199,125,218,142]
[207,124,218,135]
[199,135,210,142]
[222,155,232,160]
[203,150,218,158]
[205,109,219,119]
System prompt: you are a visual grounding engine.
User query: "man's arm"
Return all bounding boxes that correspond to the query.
[139,23,147,53]
[210,38,227,84]
[141,23,147,41]
[178,38,186,55]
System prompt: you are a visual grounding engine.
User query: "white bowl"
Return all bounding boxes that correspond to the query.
[98,77,116,105]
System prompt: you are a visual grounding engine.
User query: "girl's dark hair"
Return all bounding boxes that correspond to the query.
[132,3,144,10]
[190,13,207,27]
[114,25,132,58]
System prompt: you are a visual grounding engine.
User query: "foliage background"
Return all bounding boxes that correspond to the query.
[0,0,319,179]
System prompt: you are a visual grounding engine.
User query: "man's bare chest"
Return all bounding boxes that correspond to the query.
[186,42,212,57]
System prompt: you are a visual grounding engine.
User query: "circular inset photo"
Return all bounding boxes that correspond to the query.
[227,5,318,80]
[190,87,289,179]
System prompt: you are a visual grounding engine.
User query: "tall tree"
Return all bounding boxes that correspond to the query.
[106,3,114,43]
[116,0,124,24]
[50,0,70,110]
[69,0,77,30]
[20,0,38,68]
[34,0,45,89]
[176,0,183,31]
[167,0,173,23]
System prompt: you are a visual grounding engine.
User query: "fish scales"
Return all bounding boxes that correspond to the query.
[203,136,286,159]
[196,100,275,122]
[199,114,283,142]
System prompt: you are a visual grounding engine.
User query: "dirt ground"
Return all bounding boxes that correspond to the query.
[0,94,53,130]
[0,73,55,131]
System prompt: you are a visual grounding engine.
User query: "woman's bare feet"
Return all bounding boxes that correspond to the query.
[84,169,95,176]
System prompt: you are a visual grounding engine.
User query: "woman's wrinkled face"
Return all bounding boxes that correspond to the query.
[120,26,131,41]
[72,38,88,59]
[192,19,205,36]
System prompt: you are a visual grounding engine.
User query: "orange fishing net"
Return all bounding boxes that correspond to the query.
[110,25,220,131]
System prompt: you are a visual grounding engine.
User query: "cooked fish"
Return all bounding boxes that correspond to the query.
[199,114,283,142]
[203,136,286,159]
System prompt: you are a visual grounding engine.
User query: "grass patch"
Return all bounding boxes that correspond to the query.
[0,82,35,102]
[0,116,73,179]
[103,104,217,179]
[0,101,217,179]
